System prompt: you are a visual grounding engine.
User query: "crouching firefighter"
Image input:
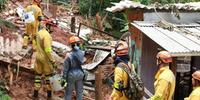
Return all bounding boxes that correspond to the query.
[61,36,85,100]
[32,21,57,99]
[23,0,43,49]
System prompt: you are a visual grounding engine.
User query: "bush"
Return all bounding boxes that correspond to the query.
[0,0,7,12]
[0,18,17,30]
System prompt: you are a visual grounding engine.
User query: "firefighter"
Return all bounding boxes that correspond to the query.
[110,40,129,100]
[32,22,56,99]
[149,51,175,100]
[23,0,43,49]
[61,36,85,100]
[184,71,200,100]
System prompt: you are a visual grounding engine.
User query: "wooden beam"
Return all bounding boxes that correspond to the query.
[86,46,113,51]
[77,23,119,39]
[7,60,13,85]
[95,66,103,100]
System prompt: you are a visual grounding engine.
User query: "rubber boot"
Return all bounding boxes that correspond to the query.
[47,90,52,100]
[33,90,38,98]
[28,90,39,100]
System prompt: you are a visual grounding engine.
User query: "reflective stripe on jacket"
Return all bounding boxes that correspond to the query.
[111,63,128,100]
[36,29,53,62]
[34,28,53,75]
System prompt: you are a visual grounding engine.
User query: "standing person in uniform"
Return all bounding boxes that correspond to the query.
[184,71,200,100]
[61,36,85,100]
[149,51,175,100]
[110,40,129,100]
[32,22,57,99]
[23,0,43,49]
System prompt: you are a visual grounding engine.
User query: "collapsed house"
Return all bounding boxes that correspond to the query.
[0,1,120,100]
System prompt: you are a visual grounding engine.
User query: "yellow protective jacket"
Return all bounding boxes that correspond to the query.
[111,63,129,100]
[184,87,200,100]
[25,3,42,37]
[34,29,54,75]
[149,66,175,100]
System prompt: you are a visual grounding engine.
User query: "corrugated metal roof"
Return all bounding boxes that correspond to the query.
[106,0,200,12]
[132,21,200,56]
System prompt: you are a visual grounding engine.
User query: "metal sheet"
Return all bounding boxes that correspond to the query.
[82,50,110,70]
[132,21,200,56]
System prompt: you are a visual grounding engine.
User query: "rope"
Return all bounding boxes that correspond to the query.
[153,3,167,22]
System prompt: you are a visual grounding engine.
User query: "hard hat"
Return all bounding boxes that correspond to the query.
[33,0,42,4]
[156,51,172,63]
[69,36,80,44]
[115,40,128,56]
[192,71,200,81]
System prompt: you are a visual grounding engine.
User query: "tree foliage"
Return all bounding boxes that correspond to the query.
[78,0,121,16]
[78,0,200,37]
[0,0,7,12]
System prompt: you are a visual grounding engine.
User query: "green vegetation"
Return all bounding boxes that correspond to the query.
[77,0,200,37]
[78,0,126,38]
[0,18,17,30]
[0,0,7,12]
[0,80,11,100]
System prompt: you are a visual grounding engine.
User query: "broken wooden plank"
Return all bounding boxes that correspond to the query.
[86,46,113,51]
[78,23,119,39]
[86,72,95,81]
[84,96,95,100]
[15,61,20,82]
[83,86,95,91]
[8,60,13,85]
[95,67,103,100]
[5,38,10,55]
[52,41,71,52]
[0,36,4,55]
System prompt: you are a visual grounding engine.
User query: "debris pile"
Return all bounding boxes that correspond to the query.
[0,0,119,100]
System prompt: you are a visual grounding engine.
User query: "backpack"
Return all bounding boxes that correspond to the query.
[117,62,144,100]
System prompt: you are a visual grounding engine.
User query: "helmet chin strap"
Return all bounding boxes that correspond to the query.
[157,58,167,68]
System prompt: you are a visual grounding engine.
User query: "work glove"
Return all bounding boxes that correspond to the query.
[60,78,67,87]
[51,60,57,69]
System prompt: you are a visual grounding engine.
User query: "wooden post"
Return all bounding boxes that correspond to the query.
[71,16,76,33]
[16,61,20,82]
[95,66,103,100]
[8,60,13,85]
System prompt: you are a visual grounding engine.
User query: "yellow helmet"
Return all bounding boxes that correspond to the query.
[192,71,200,81]
[156,51,172,63]
[115,40,128,56]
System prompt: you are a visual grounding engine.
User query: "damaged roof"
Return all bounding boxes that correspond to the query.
[132,21,200,56]
[82,50,110,70]
[106,0,200,13]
